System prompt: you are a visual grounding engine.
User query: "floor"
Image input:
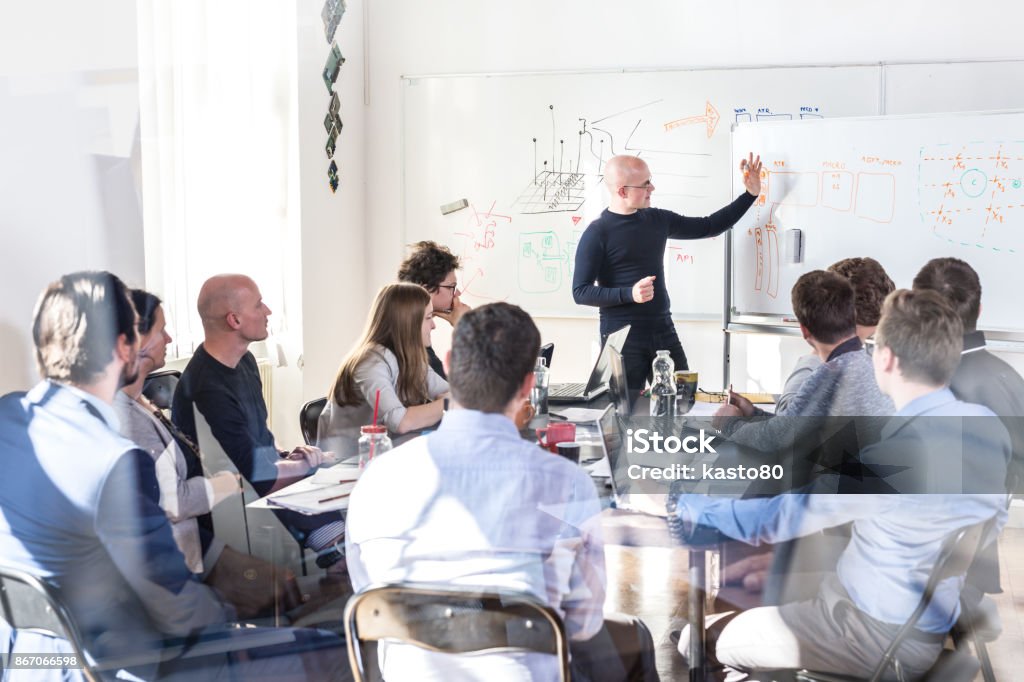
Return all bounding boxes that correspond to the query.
[603,516,1024,681]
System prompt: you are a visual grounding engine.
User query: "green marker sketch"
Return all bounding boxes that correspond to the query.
[518,231,563,293]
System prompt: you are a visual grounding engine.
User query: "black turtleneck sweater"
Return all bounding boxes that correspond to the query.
[572,192,756,324]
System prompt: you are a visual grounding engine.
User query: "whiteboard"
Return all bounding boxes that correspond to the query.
[730,110,1024,332]
[884,61,1024,115]
[402,66,881,317]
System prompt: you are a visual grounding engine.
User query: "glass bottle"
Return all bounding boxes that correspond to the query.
[649,350,677,417]
[531,356,550,416]
[357,425,392,469]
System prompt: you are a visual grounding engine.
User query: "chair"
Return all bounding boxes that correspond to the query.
[0,564,301,680]
[794,517,997,682]
[0,564,100,682]
[343,583,571,682]
[952,592,999,682]
[300,397,328,446]
[142,369,181,411]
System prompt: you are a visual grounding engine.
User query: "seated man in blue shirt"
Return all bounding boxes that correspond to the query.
[347,302,657,681]
[670,289,1010,680]
[0,271,347,680]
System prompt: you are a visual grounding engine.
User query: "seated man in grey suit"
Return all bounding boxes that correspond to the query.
[914,256,1024,597]
[914,256,1024,491]
[0,271,347,680]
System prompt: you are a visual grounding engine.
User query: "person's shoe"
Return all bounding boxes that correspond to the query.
[314,537,345,570]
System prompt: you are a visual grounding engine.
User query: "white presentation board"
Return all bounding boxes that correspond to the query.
[402,66,881,318]
[730,110,1024,333]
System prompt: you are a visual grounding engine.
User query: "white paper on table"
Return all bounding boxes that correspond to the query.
[266,481,356,514]
[684,402,720,418]
[309,463,361,485]
[549,407,608,423]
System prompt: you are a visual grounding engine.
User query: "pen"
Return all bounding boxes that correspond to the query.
[318,492,350,504]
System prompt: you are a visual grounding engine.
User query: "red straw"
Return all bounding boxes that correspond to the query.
[365,390,382,465]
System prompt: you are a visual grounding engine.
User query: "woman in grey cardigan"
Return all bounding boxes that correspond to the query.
[115,289,240,573]
[318,283,449,458]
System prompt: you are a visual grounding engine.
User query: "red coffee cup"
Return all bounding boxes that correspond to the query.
[536,422,576,453]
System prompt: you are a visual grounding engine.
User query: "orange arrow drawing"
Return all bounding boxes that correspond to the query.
[663,101,720,138]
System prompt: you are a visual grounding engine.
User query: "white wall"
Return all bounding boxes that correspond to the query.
[361,0,1024,391]
[0,1,142,395]
[297,0,368,418]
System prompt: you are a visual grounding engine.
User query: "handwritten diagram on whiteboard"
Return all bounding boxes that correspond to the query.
[402,66,880,317]
[731,111,1024,332]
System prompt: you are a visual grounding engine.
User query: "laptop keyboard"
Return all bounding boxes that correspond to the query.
[549,382,587,398]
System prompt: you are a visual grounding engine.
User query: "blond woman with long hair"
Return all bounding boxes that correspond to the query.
[317,283,449,458]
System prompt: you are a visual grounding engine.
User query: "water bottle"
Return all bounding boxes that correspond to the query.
[649,350,677,417]
[357,425,392,469]
[531,356,550,416]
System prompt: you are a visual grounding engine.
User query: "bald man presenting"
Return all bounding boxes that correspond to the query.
[572,154,762,391]
[172,274,347,570]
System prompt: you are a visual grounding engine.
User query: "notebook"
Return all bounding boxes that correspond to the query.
[548,325,631,403]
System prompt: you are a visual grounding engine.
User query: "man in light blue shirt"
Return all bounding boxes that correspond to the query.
[671,289,1009,680]
[347,302,657,681]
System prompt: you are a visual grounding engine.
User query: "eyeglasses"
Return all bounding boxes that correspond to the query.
[436,283,457,293]
[622,179,654,190]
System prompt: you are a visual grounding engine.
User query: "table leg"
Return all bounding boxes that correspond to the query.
[689,548,706,682]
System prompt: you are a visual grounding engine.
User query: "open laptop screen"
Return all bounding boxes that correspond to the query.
[607,348,631,417]
[583,324,631,395]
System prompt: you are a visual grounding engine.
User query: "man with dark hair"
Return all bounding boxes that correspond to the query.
[0,271,347,680]
[715,270,892,437]
[671,288,1009,680]
[397,240,469,379]
[913,258,1024,597]
[913,257,1024,491]
[173,274,347,569]
[346,302,656,681]
[829,257,895,336]
[778,257,895,412]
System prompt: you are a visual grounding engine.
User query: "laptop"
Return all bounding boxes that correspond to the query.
[594,404,670,517]
[607,347,632,417]
[539,342,554,370]
[548,325,631,403]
